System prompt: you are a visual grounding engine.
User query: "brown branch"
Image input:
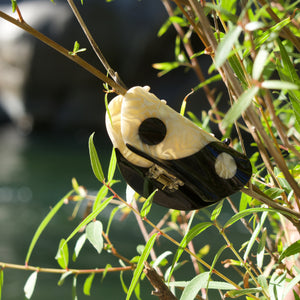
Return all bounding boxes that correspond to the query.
[143,262,178,300]
[0,10,127,96]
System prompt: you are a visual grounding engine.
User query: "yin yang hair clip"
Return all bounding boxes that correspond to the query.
[105,86,252,210]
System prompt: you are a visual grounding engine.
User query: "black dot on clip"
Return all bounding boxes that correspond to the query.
[138,117,167,145]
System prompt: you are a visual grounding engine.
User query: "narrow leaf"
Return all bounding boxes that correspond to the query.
[279,240,300,263]
[224,207,275,229]
[126,233,158,300]
[284,272,300,298]
[55,239,69,269]
[215,25,243,68]
[169,222,212,282]
[0,268,3,300]
[86,221,103,254]
[269,271,286,300]
[107,148,117,182]
[88,132,105,182]
[65,196,112,244]
[140,189,157,218]
[226,287,262,297]
[243,211,268,262]
[93,185,109,212]
[180,272,236,300]
[72,275,78,300]
[222,86,259,128]
[25,190,73,264]
[101,264,112,283]
[83,273,95,296]
[257,228,267,269]
[24,271,38,299]
[252,48,269,80]
[57,271,73,286]
[73,233,87,262]
[106,205,121,236]
[261,80,299,90]
[210,200,224,221]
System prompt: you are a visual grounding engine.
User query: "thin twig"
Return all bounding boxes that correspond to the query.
[0,10,127,95]
[66,0,126,88]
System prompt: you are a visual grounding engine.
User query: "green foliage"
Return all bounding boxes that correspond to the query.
[24,271,38,300]
[1,0,300,299]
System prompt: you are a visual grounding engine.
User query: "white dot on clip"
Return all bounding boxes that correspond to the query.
[215,152,237,179]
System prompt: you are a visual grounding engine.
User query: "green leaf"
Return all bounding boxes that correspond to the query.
[72,275,78,300]
[24,271,38,299]
[93,185,109,212]
[264,187,285,199]
[57,271,73,286]
[65,196,112,244]
[88,132,105,182]
[284,272,300,299]
[83,273,95,296]
[140,189,157,218]
[252,48,269,80]
[107,148,117,182]
[215,25,243,68]
[86,221,103,254]
[193,74,222,92]
[243,211,268,262]
[72,233,87,262]
[101,264,112,283]
[120,271,128,294]
[210,200,224,221]
[279,240,300,263]
[224,207,275,228]
[226,287,262,297]
[152,251,173,269]
[126,233,158,300]
[222,86,259,128]
[169,222,212,282]
[25,190,73,264]
[55,239,69,269]
[261,80,299,90]
[11,0,17,12]
[257,228,267,269]
[106,205,120,236]
[180,272,236,300]
[269,271,286,300]
[0,268,3,300]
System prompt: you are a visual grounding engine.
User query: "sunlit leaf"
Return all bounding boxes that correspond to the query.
[0,268,3,300]
[72,233,87,262]
[83,273,95,296]
[72,275,78,300]
[222,86,259,128]
[57,271,73,286]
[101,264,112,283]
[55,239,69,269]
[210,200,224,221]
[226,287,262,297]
[269,271,286,300]
[88,132,105,182]
[279,240,300,263]
[126,233,158,300]
[180,272,236,300]
[140,189,157,218]
[243,211,268,262]
[284,272,300,299]
[65,196,112,244]
[11,0,17,12]
[252,48,269,80]
[224,207,275,228]
[86,221,103,254]
[257,228,267,269]
[169,221,212,282]
[215,25,242,68]
[261,80,299,90]
[24,271,38,299]
[25,190,73,265]
[107,148,117,182]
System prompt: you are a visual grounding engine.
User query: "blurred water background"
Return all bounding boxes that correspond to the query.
[0,0,251,299]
